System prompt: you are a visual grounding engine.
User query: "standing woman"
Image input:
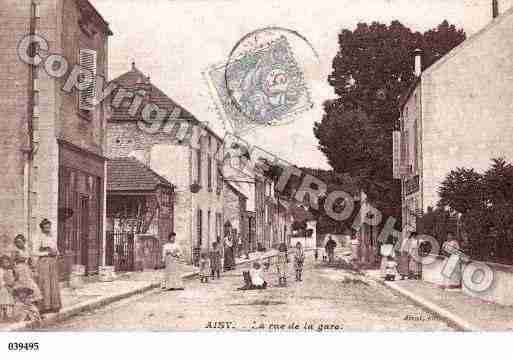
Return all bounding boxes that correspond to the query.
[224,234,234,271]
[161,233,184,291]
[34,219,61,314]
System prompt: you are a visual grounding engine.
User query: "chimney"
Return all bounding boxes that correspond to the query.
[131,61,136,71]
[414,48,423,77]
[493,0,499,18]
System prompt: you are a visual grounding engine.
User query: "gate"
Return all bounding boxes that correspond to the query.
[106,231,135,272]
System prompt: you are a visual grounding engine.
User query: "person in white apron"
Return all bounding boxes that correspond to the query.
[161,233,184,290]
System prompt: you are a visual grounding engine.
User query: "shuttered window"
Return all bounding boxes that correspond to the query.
[196,149,202,184]
[207,155,212,191]
[79,49,97,112]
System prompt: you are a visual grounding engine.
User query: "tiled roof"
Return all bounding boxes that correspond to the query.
[109,65,195,121]
[108,65,224,143]
[107,157,174,192]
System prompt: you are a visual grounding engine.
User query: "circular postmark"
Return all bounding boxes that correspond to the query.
[222,27,318,133]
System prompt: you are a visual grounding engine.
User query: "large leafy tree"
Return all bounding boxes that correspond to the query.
[438,167,484,214]
[437,159,513,263]
[315,20,466,209]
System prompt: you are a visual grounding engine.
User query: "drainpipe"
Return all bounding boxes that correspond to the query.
[24,0,40,244]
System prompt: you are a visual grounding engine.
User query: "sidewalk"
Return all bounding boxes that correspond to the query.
[1,249,286,332]
[0,262,197,332]
[365,270,513,331]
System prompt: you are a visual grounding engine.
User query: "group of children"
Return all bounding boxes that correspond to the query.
[238,241,305,290]
[275,241,305,286]
[197,241,306,289]
[198,242,222,283]
[0,234,42,323]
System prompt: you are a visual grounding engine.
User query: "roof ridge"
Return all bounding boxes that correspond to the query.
[107,156,174,189]
[126,157,174,188]
[423,5,513,76]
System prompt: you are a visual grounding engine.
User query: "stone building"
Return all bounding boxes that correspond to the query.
[0,0,112,277]
[106,65,224,264]
[223,180,248,250]
[255,173,292,250]
[397,3,513,232]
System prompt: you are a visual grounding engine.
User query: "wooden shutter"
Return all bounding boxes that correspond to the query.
[197,209,203,246]
[196,149,202,184]
[208,155,212,190]
[79,49,97,111]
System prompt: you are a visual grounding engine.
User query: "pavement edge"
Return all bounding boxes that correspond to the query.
[365,275,479,332]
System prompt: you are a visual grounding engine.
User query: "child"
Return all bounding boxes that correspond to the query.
[249,262,267,289]
[294,242,305,282]
[12,234,42,304]
[12,287,41,323]
[0,255,15,321]
[384,255,398,281]
[210,242,221,279]
[199,252,210,283]
[276,242,288,286]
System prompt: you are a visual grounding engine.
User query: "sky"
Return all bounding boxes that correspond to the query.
[90,0,513,170]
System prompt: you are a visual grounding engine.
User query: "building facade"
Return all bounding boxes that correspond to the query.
[223,180,248,245]
[398,5,513,232]
[106,157,174,271]
[0,0,111,277]
[106,65,224,263]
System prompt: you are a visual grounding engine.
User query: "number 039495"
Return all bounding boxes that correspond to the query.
[8,342,39,351]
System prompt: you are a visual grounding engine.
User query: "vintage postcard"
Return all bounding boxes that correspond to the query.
[2,0,513,348]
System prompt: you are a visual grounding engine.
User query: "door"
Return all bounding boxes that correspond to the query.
[80,196,90,271]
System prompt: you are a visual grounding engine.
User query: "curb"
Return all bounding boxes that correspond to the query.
[1,271,198,332]
[367,275,478,331]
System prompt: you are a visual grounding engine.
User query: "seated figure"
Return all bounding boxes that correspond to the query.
[238,262,267,290]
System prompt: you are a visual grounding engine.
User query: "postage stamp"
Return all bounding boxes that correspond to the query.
[205,33,313,134]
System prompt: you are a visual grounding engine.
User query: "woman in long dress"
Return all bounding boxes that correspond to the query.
[223,235,234,271]
[34,219,62,314]
[161,233,184,290]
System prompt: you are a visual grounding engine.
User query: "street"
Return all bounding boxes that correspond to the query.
[43,258,452,331]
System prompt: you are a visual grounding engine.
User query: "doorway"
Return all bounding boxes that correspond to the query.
[80,195,90,271]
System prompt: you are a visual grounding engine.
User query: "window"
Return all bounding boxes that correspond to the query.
[208,155,212,191]
[216,161,222,195]
[78,49,97,116]
[197,209,203,246]
[196,149,202,184]
[207,210,211,245]
[161,190,172,207]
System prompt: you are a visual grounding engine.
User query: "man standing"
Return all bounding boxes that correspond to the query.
[325,235,337,264]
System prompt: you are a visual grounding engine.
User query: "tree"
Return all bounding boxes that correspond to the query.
[437,167,484,214]
[437,159,513,263]
[315,20,466,209]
